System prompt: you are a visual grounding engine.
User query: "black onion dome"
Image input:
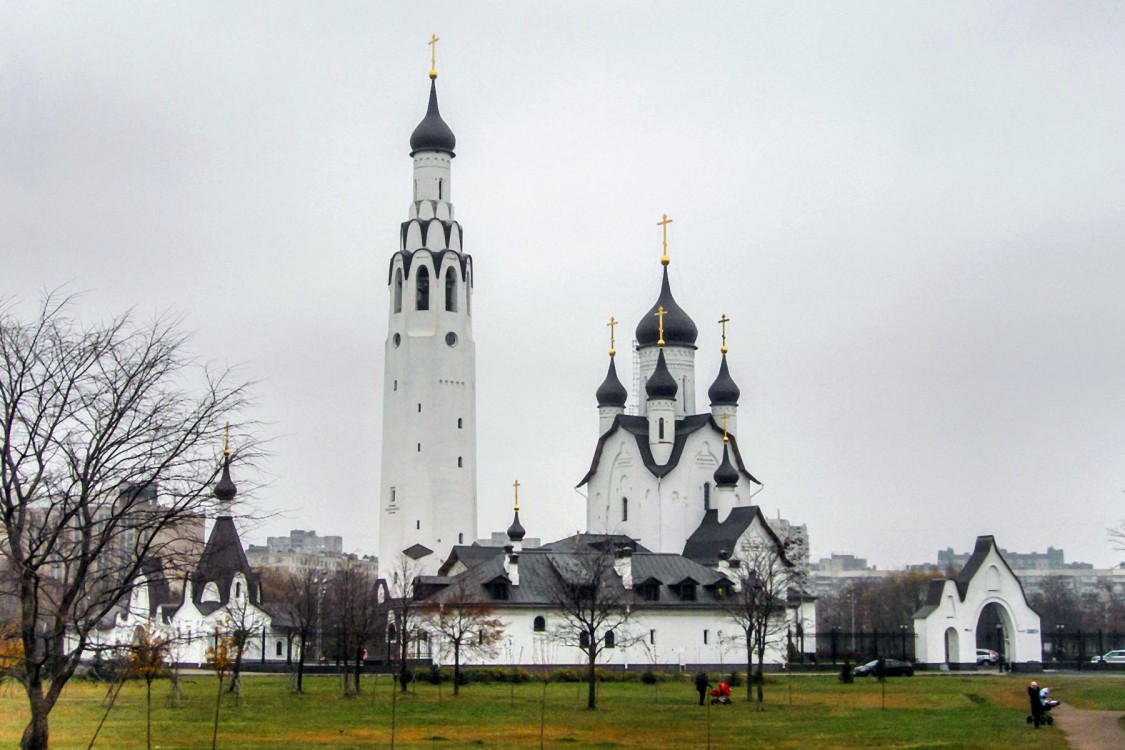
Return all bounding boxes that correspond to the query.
[409,79,456,157]
[714,444,739,487]
[507,509,526,542]
[213,455,237,505]
[596,358,628,408]
[708,354,741,406]
[635,267,698,348]
[645,349,679,401]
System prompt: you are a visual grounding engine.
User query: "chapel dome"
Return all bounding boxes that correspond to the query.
[635,267,698,348]
[596,358,628,408]
[713,444,739,487]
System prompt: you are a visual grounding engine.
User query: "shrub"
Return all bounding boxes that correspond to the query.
[640,671,657,685]
[727,671,742,688]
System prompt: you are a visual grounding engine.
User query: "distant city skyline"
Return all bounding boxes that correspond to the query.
[4,2,1124,569]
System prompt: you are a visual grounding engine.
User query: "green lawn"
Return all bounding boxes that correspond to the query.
[2,671,1114,749]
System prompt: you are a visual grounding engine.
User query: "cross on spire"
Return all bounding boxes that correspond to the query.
[718,313,730,354]
[607,316,618,357]
[512,479,520,511]
[657,213,673,266]
[428,34,440,79]
[655,305,667,347]
[223,422,230,456]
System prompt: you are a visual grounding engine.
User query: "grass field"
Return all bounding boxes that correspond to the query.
[2,671,1121,749]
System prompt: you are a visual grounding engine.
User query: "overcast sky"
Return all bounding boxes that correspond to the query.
[4,2,1124,569]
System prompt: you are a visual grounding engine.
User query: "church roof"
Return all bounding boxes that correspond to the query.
[437,543,506,576]
[596,358,628,408]
[410,79,456,157]
[577,414,761,486]
[189,515,257,608]
[418,536,730,610]
[635,267,698,349]
[682,506,791,567]
[707,354,740,406]
[645,349,678,401]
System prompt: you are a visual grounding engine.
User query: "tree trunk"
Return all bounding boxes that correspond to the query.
[296,633,307,694]
[228,643,244,694]
[146,678,153,750]
[755,645,765,710]
[20,693,49,750]
[211,676,223,750]
[745,629,754,703]
[353,646,364,695]
[453,644,461,697]
[586,645,597,709]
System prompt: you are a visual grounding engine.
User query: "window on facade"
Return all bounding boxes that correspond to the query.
[458,456,463,468]
[650,629,656,645]
[388,623,398,641]
[394,269,403,313]
[416,267,430,310]
[605,630,615,649]
[235,582,242,598]
[438,178,443,200]
[457,417,463,429]
[416,520,420,530]
[276,641,283,657]
[487,580,509,600]
[391,487,396,504]
[674,583,697,601]
[417,443,421,452]
[418,403,422,412]
[458,533,464,544]
[658,417,665,440]
[703,629,709,645]
[393,380,398,391]
[622,497,628,522]
[533,615,546,632]
[445,268,458,312]
[703,482,711,511]
[579,630,591,648]
[638,582,660,601]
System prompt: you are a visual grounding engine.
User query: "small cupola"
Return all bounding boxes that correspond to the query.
[409,79,456,157]
[213,425,237,516]
[708,354,740,406]
[596,358,628,408]
[713,443,739,488]
[645,349,678,401]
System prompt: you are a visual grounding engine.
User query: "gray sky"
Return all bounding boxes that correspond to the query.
[4,1,1124,569]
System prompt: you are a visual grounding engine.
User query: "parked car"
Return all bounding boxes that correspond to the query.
[853,658,914,677]
[977,648,999,665]
[1090,650,1125,663]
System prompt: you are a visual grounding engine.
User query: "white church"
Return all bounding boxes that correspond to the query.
[376,55,814,669]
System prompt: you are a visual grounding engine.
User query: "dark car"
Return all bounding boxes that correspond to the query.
[853,658,914,677]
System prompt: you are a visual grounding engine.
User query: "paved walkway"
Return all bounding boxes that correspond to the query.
[1053,704,1125,749]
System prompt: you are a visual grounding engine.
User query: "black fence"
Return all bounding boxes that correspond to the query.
[802,627,1125,666]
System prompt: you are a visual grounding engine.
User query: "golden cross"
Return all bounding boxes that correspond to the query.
[721,414,729,443]
[223,422,230,456]
[512,479,520,510]
[657,213,673,266]
[718,313,730,354]
[428,34,440,79]
[607,316,618,357]
[655,305,667,347]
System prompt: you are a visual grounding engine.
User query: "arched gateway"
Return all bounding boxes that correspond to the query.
[913,536,1042,670]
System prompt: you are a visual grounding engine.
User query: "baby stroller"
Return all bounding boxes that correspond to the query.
[1026,682,1056,727]
[710,682,732,705]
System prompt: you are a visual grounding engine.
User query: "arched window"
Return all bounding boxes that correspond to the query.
[457,456,463,468]
[533,615,546,632]
[235,582,242,598]
[394,268,403,313]
[445,267,458,312]
[438,178,443,200]
[457,418,463,429]
[605,630,615,649]
[458,533,464,544]
[703,482,711,511]
[658,417,665,440]
[388,623,398,641]
[275,641,283,657]
[415,266,430,310]
[579,630,591,648]
[622,497,628,522]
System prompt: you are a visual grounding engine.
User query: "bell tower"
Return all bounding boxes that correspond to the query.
[379,39,477,578]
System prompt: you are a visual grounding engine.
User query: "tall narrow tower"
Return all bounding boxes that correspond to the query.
[379,48,477,579]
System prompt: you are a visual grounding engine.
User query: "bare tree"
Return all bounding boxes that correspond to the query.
[722,535,802,709]
[324,560,382,695]
[421,576,504,695]
[385,555,421,692]
[1111,520,1125,551]
[261,568,322,694]
[546,542,632,709]
[0,294,253,750]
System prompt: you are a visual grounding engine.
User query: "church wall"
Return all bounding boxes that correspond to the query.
[636,345,696,418]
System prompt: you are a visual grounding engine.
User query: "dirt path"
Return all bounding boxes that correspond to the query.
[1052,704,1125,750]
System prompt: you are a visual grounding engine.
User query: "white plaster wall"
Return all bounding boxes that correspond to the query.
[636,345,696,418]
